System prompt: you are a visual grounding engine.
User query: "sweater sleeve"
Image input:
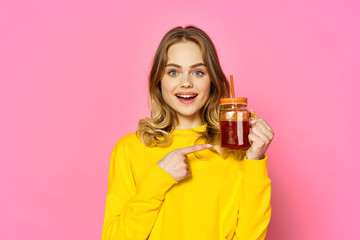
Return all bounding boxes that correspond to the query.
[233,156,272,240]
[101,138,177,240]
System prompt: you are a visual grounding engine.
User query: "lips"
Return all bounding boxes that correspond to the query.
[175,92,198,104]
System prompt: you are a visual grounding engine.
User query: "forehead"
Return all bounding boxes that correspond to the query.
[166,41,204,66]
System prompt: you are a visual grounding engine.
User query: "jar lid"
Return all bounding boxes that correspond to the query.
[220,97,247,104]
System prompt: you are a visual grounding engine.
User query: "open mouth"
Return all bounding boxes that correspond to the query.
[175,93,198,104]
[175,94,198,100]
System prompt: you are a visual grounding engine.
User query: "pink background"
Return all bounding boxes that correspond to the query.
[1,0,359,239]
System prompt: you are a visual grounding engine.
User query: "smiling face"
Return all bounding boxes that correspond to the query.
[161,41,211,128]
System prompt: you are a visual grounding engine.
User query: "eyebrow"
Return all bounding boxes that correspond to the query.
[166,63,206,68]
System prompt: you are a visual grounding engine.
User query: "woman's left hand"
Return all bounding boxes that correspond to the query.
[246,116,274,160]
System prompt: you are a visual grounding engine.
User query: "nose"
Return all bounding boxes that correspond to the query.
[180,73,193,88]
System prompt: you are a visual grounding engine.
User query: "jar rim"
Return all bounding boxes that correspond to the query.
[220,97,247,104]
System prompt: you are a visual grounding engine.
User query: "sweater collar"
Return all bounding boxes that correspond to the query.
[171,123,207,136]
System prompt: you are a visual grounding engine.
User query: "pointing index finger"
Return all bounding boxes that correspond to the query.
[179,144,212,155]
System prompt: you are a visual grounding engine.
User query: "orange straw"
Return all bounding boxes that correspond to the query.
[230,75,235,98]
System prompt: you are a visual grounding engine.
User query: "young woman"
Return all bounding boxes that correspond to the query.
[102,26,274,240]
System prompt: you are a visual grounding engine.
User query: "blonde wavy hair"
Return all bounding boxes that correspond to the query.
[137,26,230,153]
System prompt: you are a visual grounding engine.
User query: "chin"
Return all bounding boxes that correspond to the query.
[176,110,201,118]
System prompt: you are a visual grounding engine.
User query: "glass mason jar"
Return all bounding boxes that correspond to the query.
[219,97,251,150]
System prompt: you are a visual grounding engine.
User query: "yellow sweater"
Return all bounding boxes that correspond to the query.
[102,124,271,240]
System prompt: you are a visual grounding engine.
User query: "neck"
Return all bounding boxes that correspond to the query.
[175,114,204,130]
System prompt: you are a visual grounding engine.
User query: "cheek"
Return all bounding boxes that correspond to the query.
[199,80,211,99]
[161,79,176,98]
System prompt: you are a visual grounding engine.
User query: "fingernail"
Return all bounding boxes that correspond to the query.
[206,144,213,148]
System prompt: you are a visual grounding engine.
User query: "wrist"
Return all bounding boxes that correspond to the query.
[246,154,265,160]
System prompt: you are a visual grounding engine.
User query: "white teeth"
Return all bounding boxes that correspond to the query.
[176,95,197,98]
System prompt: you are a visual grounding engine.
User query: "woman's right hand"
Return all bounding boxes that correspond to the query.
[157,144,212,182]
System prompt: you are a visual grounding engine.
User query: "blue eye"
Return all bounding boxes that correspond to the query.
[193,71,203,76]
[168,70,179,76]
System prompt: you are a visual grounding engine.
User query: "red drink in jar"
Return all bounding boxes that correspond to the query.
[220,120,250,150]
[219,97,251,150]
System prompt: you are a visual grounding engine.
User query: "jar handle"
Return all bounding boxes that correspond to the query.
[248,111,258,128]
[250,112,258,118]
